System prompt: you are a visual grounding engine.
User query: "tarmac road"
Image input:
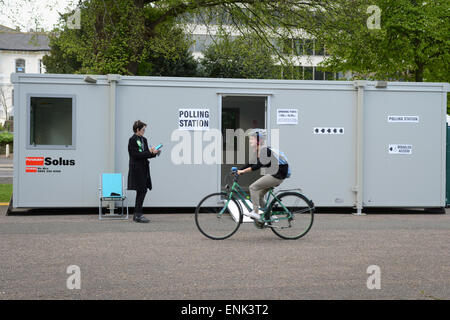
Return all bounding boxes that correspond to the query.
[0,155,13,184]
[0,207,449,300]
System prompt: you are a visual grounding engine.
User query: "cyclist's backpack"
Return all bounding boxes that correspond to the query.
[269,147,291,178]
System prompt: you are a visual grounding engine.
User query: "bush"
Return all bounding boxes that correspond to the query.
[0,132,13,145]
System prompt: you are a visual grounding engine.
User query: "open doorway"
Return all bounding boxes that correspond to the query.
[221,96,267,191]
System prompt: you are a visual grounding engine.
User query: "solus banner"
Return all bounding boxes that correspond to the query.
[25,157,76,173]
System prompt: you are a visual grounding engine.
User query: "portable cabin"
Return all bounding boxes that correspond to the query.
[11,73,449,213]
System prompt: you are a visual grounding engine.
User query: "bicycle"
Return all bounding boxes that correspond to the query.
[195,167,315,240]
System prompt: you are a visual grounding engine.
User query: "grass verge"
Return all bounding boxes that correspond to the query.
[0,184,12,202]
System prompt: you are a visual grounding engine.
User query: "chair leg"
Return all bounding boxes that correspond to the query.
[98,198,129,220]
[99,199,102,220]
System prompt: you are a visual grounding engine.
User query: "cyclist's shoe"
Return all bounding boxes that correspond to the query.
[244,211,261,221]
[271,215,280,222]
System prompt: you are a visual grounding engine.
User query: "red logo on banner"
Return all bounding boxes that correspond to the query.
[26,157,44,166]
[26,167,38,173]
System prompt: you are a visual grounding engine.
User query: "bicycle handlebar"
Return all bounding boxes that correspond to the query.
[230,167,239,182]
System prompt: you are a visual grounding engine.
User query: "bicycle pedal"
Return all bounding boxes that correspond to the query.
[253,220,265,229]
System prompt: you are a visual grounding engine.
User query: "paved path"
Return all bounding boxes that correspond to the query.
[0,155,13,184]
[0,207,449,300]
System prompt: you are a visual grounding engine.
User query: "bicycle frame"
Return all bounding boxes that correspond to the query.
[220,177,292,222]
[196,173,315,240]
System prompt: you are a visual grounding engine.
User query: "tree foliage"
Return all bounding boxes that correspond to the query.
[313,0,450,83]
[200,34,279,79]
[33,0,450,88]
[44,8,199,77]
[42,0,337,75]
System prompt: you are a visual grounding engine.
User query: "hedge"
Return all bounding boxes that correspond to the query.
[0,132,13,145]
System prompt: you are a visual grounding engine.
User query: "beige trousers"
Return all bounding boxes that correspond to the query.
[249,175,283,212]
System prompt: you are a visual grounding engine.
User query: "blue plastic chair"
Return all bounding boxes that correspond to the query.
[98,173,129,220]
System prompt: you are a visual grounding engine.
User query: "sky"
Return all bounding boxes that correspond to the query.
[0,0,78,31]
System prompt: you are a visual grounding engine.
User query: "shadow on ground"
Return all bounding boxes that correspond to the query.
[4,206,447,216]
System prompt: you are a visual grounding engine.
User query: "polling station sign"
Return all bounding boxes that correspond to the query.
[388,116,419,123]
[179,109,210,131]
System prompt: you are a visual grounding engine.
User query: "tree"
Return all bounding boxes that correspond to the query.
[200,34,279,79]
[44,17,199,77]
[0,86,11,125]
[42,35,83,74]
[41,0,338,75]
[312,0,450,83]
[136,26,199,77]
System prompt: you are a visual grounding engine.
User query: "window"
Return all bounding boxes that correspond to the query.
[336,72,347,80]
[278,38,322,56]
[304,67,313,80]
[39,59,43,73]
[314,67,324,80]
[15,59,25,73]
[281,38,293,55]
[192,34,204,52]
[270,38,281,51]
[214,11,233,25]
[182,12,196,24]
[293,66,303,79]
[325,71,335,80]
[29,96,74,148]
[192,34,214,52]
[293,39,303,55]
[280,65,294,80]
[304,39,314,55]
[315,41,325,56]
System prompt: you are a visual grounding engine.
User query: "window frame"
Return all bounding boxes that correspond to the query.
[15,58,26,73]
[26,94,76,150]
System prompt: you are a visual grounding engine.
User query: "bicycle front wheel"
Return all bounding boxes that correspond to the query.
[195,192,242,240]
[268,192,314,240]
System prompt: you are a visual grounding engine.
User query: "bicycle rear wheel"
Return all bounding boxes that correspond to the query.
[195,192,242,240]
[268,192,314,240]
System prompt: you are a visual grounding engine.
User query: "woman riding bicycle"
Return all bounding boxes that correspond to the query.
[237,129,290,221]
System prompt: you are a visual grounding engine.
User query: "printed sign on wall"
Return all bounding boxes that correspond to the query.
[25,156,76,173]
[277,109,298,125]
[314,127,345,135]
[389,144,412,155]
[388,116,419,123]
[179,109,210,131]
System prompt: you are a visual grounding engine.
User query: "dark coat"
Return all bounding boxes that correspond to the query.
[127,134,156,191]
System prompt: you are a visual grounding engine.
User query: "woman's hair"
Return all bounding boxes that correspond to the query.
[248,128,267,146]
[133,120,147,133]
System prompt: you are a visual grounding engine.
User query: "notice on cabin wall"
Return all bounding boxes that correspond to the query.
[179,109,210,130]
[277,109,298,125]
[389,144,413,155]
[388,116,419,123]
[314,127,345,135]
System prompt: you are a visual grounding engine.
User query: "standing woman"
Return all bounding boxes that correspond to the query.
[128,120,160,223]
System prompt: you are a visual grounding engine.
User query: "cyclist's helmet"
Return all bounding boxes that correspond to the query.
[247,128,267,146]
